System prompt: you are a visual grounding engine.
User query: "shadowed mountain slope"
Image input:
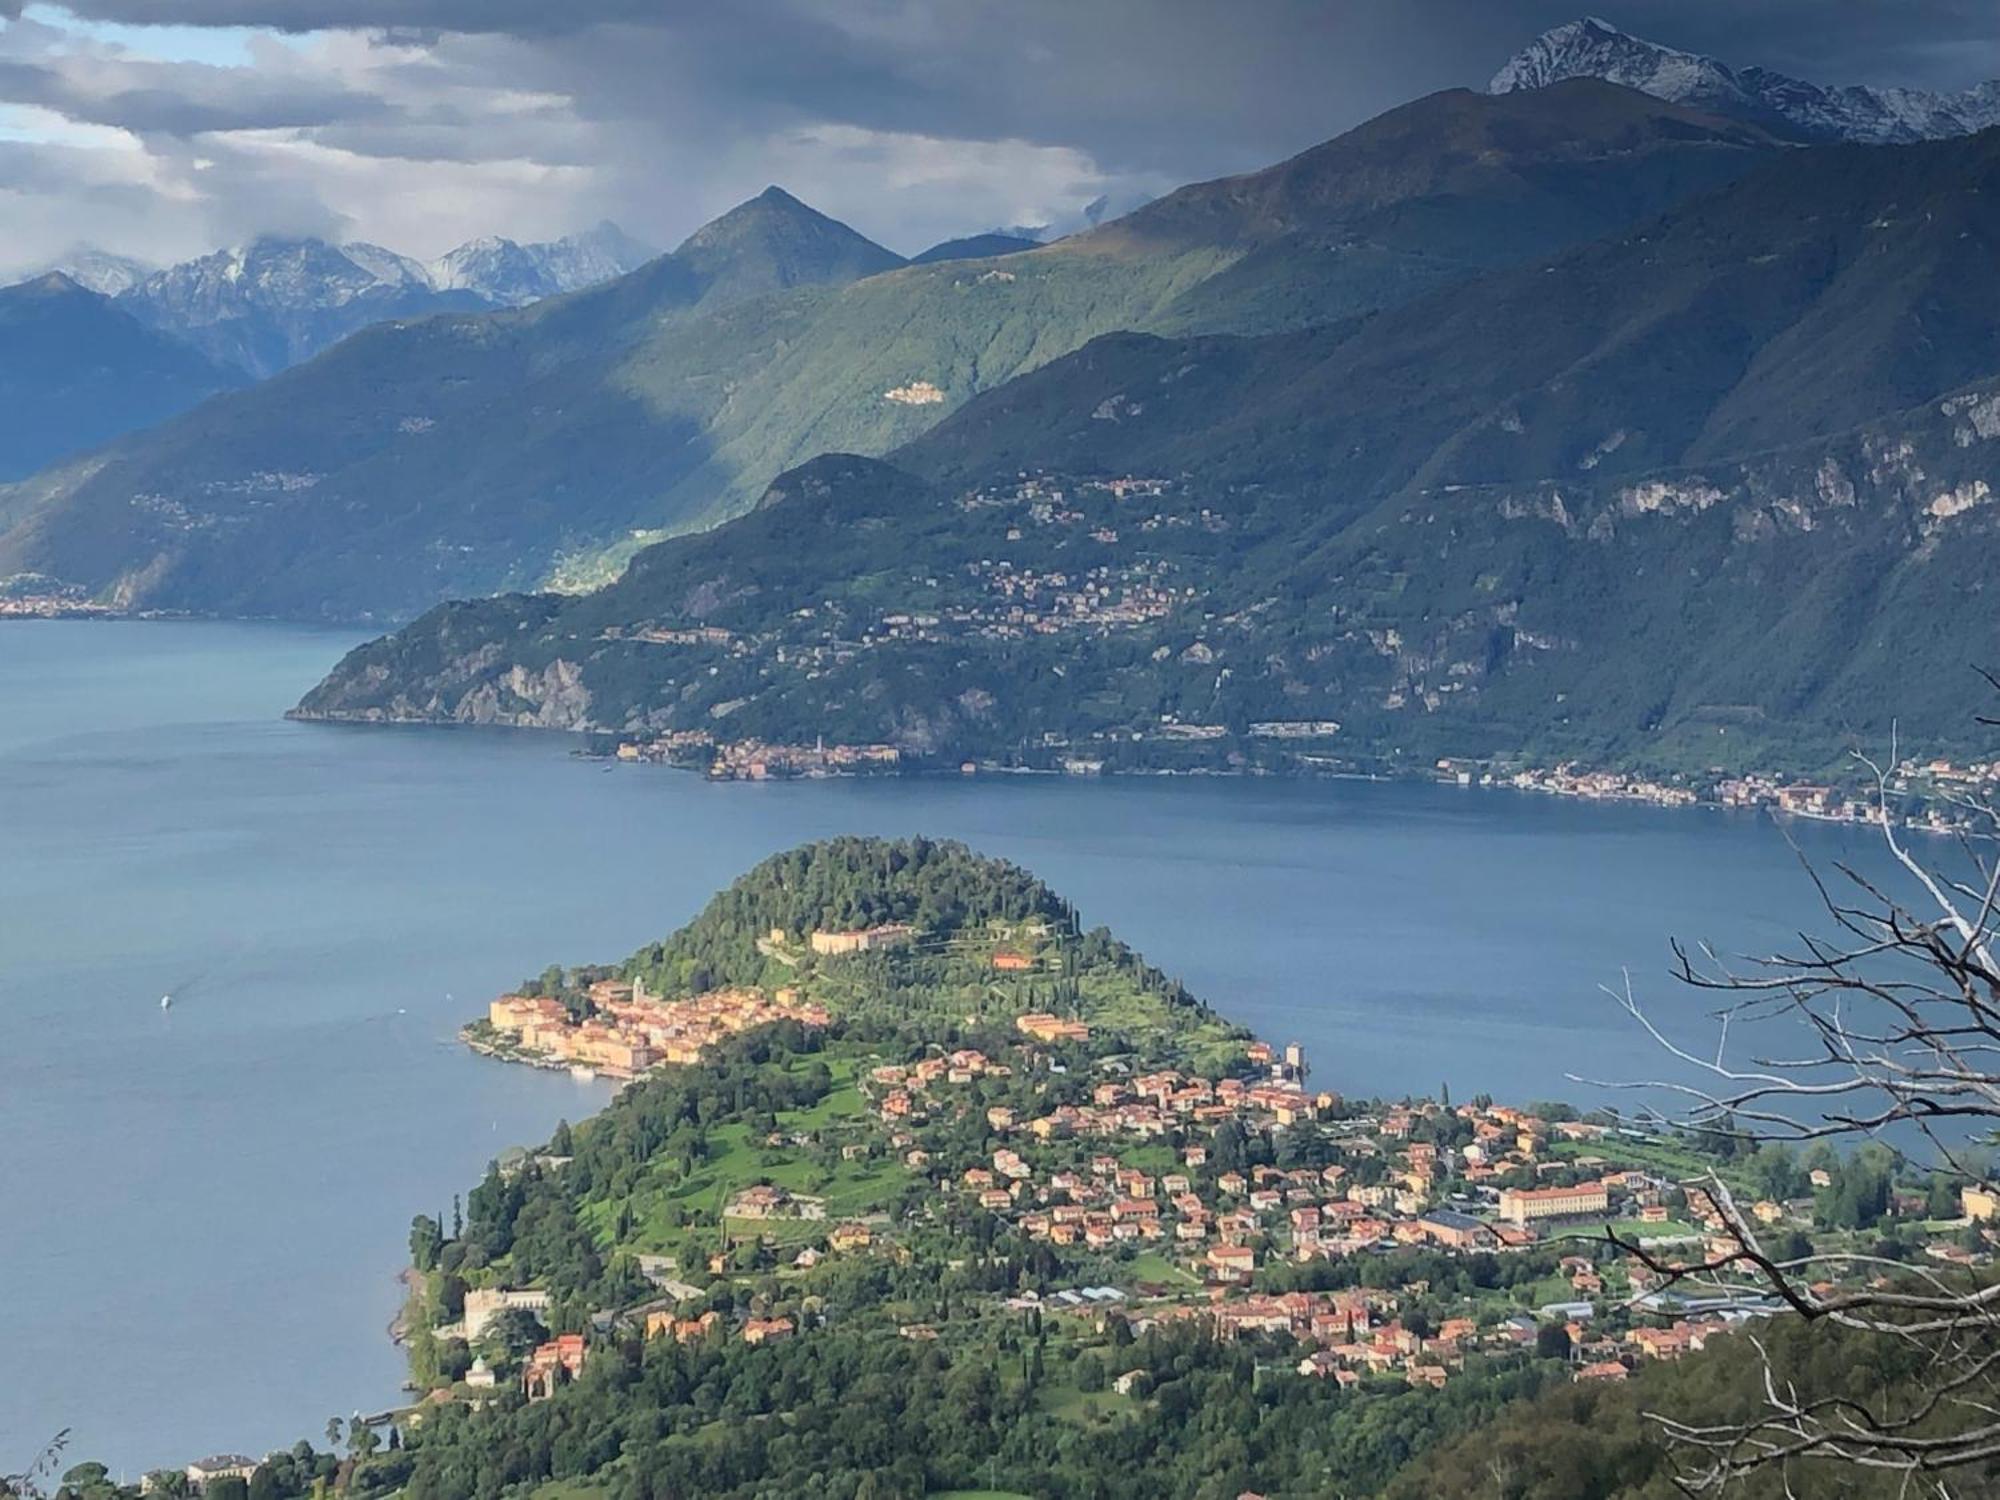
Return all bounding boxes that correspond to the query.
[0,82,1777,622]
[297,125,2000,770]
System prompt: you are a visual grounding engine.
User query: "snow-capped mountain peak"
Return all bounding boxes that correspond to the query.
[1491,17,2000,144]
[82,222,657,379]
[40,245,157,297]
[1490,17,1742,107]
[427,221,656,307]
[337,240,433,291]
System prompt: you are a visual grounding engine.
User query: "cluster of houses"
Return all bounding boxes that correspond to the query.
[1498,763,1699,808]
[442,1278,820,1404]
[1008,1276,1752,1392]
[0,590,115,618]
[705,739,902,781]
[456,985,2000,1407]
[949,556,1187,640]
[1486,758,1983,836]
[440,935,2000,1420]
[1160,1290,1492,1388]
[637,1307,796,1348]
[851,1049,1820,1388]
[608,727,902,781]
[483,978,829,1078]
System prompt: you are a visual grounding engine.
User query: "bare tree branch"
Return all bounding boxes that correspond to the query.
[1599,731,2000,1493]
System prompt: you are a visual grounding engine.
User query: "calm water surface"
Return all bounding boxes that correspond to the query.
[0,621,1921,1471]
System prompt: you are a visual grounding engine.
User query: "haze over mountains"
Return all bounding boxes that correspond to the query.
[0,221,659,485]
[0,273,247,485]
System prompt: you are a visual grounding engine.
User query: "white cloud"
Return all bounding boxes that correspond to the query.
[0,4,1177,274]
[216,128,593,253]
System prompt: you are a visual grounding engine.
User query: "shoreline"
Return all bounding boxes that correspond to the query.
[287,705,1984,838]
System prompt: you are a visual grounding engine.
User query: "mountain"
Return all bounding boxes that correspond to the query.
[0,225,650,486]
[0,82,1780,623]
[1085,76,1777,337]
[668,186,907,305]
[41,246,156,297]
[114,236,488,380]
[0,274,246,486]
[910,232,1041,264]
[0,189,914,621]
[102,221,656,380]
[1493,16,2000,143]
[296,125,2000,772]
[426,220,655,306]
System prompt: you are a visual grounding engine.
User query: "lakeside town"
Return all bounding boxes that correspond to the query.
[598,714,1996,839]
[120,839,1999,1492]
[1484,754,1997,836]
[0,588,125,619]
[423,915,1989,1406]
[472,976,831,1079]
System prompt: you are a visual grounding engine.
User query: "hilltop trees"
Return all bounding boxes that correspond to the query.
[625,836,1070,995]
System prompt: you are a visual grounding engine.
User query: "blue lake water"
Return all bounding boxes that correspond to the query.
[0,619,1928,1473]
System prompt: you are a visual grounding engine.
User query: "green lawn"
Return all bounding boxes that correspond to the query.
[1517,1273,1581,1308]
[1127,1249,1200,1286]
[779,1080,868,1130]
[1038,1384,1133,1425]
[699,1127,911,1211]
[575,1050,910,1260]
[1113,1142,1183,1176]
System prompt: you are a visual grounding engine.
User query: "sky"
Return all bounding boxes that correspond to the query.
[1,0,1998,277]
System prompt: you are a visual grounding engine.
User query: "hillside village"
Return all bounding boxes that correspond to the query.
[425,995,1995,1421]
[425,884,1994,1417]
[538,463,2000,821]
[475,978,831,1078]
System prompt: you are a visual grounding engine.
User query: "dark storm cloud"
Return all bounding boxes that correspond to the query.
[3,1,1998,275]
[24,1,1998,205]
[39,0,2000,82]
[0,54,387,133]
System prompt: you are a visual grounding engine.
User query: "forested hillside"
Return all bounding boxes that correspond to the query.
[297,115,2000,776]
[0,83,1774,622]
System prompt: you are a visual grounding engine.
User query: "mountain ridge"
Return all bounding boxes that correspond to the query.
[0,81,1783,622]
[100,221,659,380]
[293,122,2000,771]
[910,232,1041,264]
[1492,16,2000,143]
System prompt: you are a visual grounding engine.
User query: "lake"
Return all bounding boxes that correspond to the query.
[0,620,1923,1473]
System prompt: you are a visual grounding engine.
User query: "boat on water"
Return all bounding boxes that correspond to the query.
[159,993,172,1010]
[569,1065,597,1082]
